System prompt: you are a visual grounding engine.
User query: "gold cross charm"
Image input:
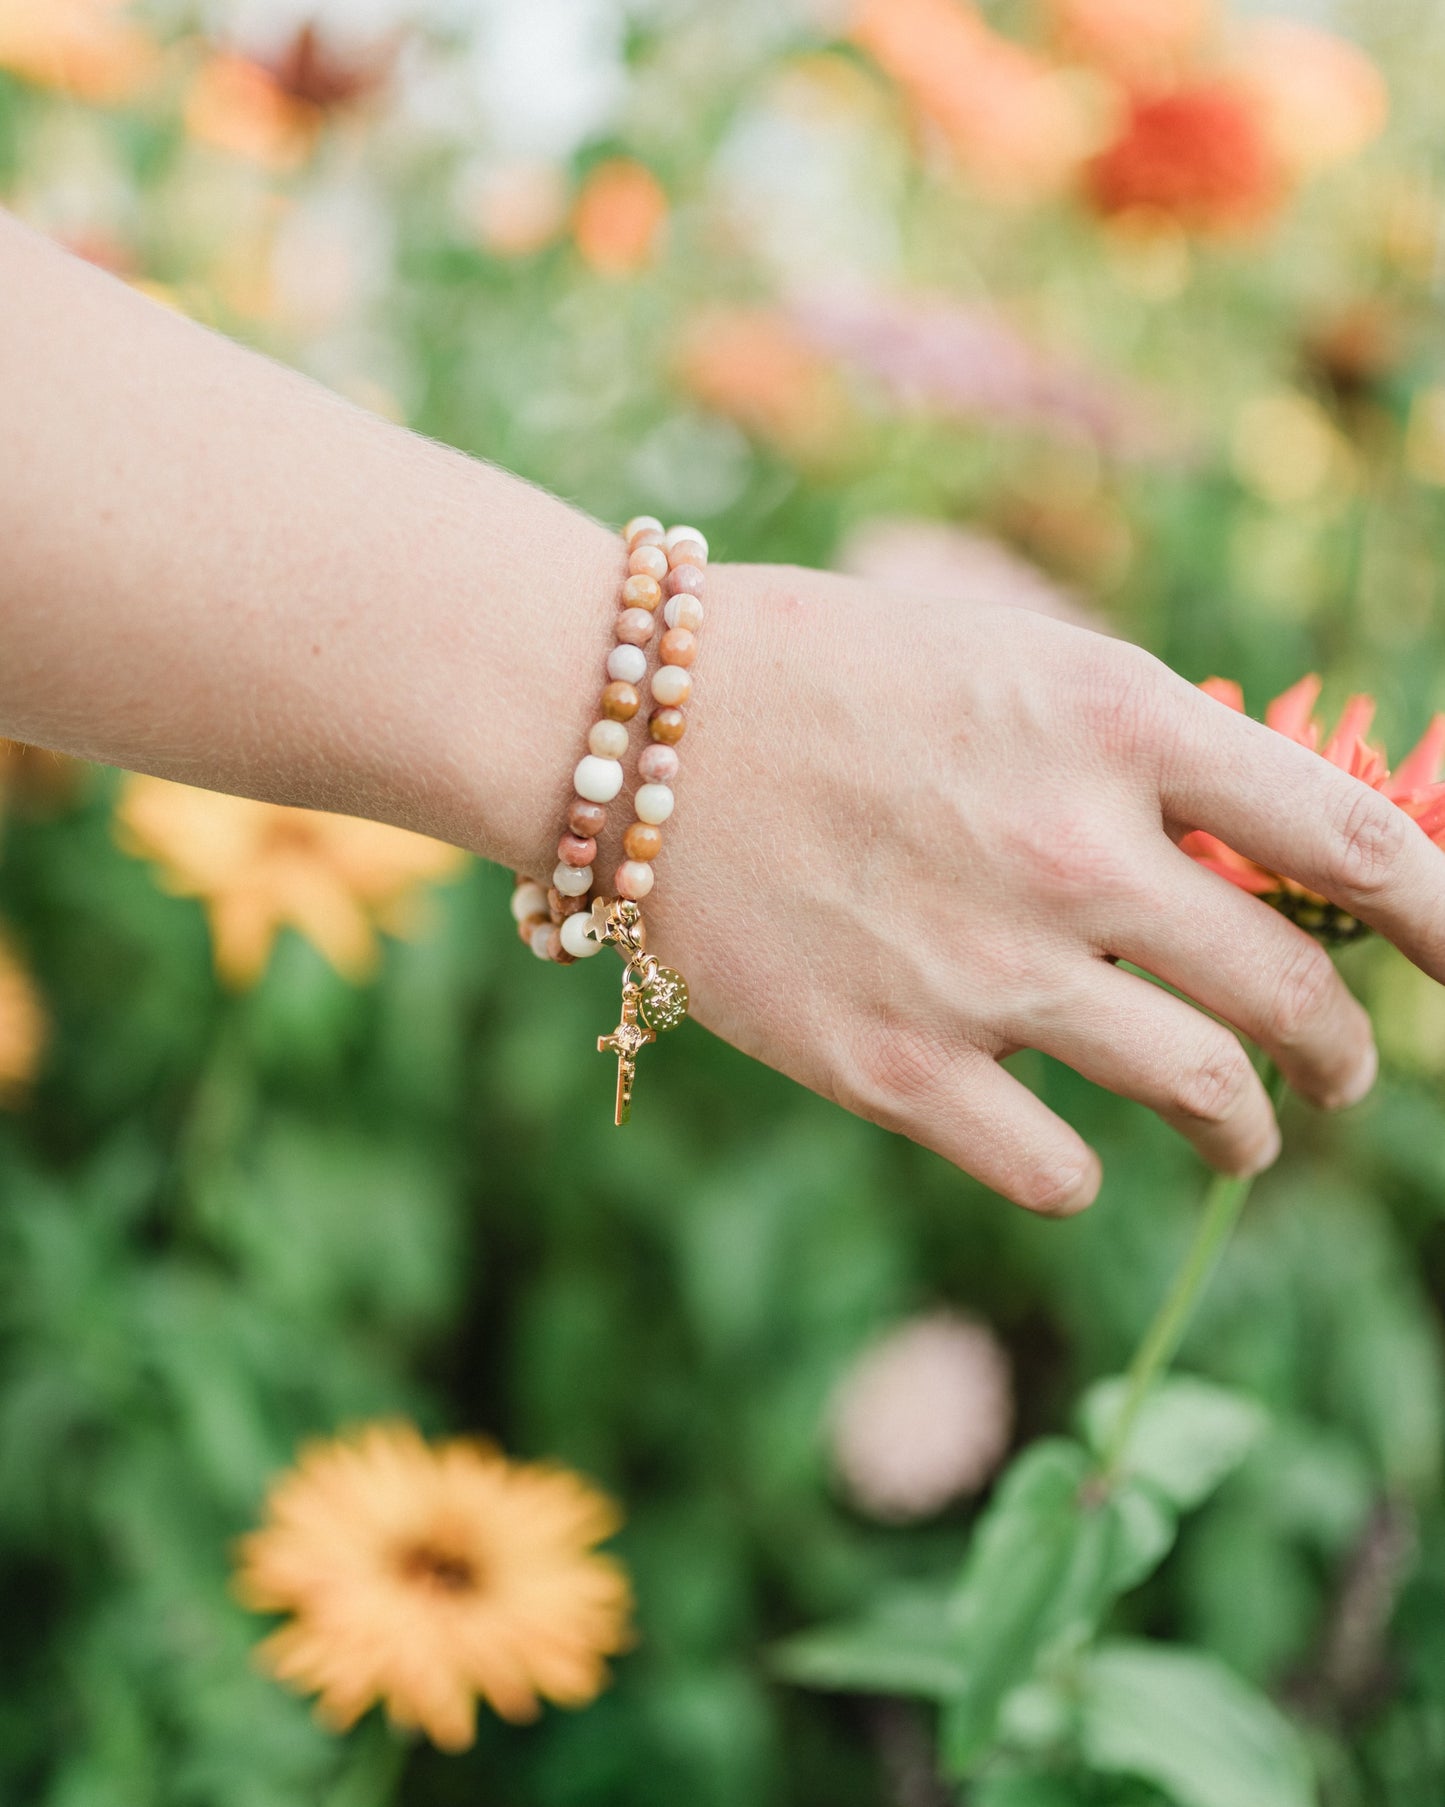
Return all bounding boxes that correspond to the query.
[597,986,655,1126]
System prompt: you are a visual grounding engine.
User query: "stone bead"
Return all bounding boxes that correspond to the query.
[601,680,641,721]
[552,860,592,896]
[558,832,596,867]
[628,545,669,581]
[568,798,607,839]
[663,593,704,631]
[588,718,629,759]
[607,642,647,685]
[548,886,586,918]
[518,913,545,946]
[663,563,705,599]
[623,821,663,862]
[651,664,693,708]
[573,754,624,803]
[622,573,663,612]
[614,859,655,901]
[658,627,696,668]
[667,539,707,571]
[615,607,656,646]
[624,514,663,545]
[633,782,675,824]
[509,880,548,922]
[664,524,708,558]
[650,707,687,745]
[560,910,603,958]
[530,920,561,960]
[637,743,679,784]
[629,528,665,551]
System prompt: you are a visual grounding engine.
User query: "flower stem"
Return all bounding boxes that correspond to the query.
[1099,1058,1287,1485]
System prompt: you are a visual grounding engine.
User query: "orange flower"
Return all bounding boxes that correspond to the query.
[851,0,1091,202]
[235,1422,633,1748]
[0,936,46,1103]
[184,52,322,171]
[0,0,159,103]
[115,776,465,988]
[1231,20,1387,177]
[1086,82,1284,231]
[1046,0,1215,85]
[572,160,667,276]
[675,307,848,461]
[1182,676,1445,942]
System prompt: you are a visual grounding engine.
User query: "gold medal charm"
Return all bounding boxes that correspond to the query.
[588,899,689,1124]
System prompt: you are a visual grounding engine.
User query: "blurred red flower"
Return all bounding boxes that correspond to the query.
[1087,82,1284,231]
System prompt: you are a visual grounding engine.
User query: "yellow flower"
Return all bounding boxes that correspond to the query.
[0,935,46,1103]
[0,0,159,103]
[115,776,466,988]
[235,1423,634,1749]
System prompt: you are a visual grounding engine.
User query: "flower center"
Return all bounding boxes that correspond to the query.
[395,1540,482,1596]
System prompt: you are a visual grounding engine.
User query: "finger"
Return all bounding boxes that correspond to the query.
[1161,686,1445,982]
[1114,847,1376,1110]
[1020,963,1281,1176]
[845,1026,1101,1216]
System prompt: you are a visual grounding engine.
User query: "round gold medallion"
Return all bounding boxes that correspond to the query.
[639,965,689,1033]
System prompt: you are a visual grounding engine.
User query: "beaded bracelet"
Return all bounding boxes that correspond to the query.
[508,515,708,1124]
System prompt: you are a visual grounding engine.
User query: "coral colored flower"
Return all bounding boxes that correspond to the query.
[184,53,322,171]
[1087,83,1284,232]
[1182,677,1445,942]
[1232,20,1387,177]
[235,1422,633,1748]
[572,160,667,276]
[676,307,847,461]
[115,776,465,988]
[0,936,46,1103]
[0,0,159,104]
[1047,0,1216,85]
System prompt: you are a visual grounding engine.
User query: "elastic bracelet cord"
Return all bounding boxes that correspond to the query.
[508,515,708,1123]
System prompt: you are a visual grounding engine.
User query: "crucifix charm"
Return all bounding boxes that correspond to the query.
[587,896,690,1126]
[597,982,655,1126]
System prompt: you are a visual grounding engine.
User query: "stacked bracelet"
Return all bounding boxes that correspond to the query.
[508,514,708,1124]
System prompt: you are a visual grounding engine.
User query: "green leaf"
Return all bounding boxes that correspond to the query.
[771,1585,974,1699]
[1079,1377,1268,1511]
[1078,1640,1317,1807]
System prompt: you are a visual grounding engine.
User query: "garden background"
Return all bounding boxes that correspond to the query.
[2,0,1445,1802]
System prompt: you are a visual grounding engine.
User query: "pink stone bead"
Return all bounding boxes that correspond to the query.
[615,607,657,646]
[663,563,706,598]
[628,545,668,581]
[622,573,663,611]
[663,593,704,631]
[558,832,596,868]
[614,859,656,901]
[667,539,707,570]
[637,742,679,784]
[629,528,665,552]
[658,626,697,667]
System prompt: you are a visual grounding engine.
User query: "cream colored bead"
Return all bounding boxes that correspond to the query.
[664,524,708,558]
[588,718,629,759]
[573,754,624,803]
[509,880,548,922]
[624,514,664,543]
[607,643,647,685]
[634,782,675,825]
[529,920,560,960]
[553,860,593,896]
[560,911,603,958]
[663,593,704,631]
[650,664,692,708]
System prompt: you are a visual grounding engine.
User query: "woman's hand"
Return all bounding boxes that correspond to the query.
[651,563,1444,1214]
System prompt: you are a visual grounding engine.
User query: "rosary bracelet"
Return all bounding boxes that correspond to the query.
[509,515,708,1124]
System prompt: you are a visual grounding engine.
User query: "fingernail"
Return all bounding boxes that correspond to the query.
[1242,1121,1282,1176]
[1330,1041,1378,1111]
[1048,1154,1101,1216]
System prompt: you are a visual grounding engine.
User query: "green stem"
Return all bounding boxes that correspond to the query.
[1099,1059,1288,1485]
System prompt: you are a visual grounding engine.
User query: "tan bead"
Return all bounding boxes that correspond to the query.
[588,718,629,760]
[622,573,662,612]
[558,832,596,867]
[615,607,656,646]
[569,799,607,839]
[601,680,641,721]
[548,885,587,919]
[623,821,662,862]
[650,707,686,744]
[667,538,707,570]
[517,912,547,946]
[658,626,697,667]
[628,545,668,581]
[651,665,692,708]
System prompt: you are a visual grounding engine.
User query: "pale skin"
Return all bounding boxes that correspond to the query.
[5,210,1444,1214]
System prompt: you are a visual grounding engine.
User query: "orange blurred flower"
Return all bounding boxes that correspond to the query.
[851,0,1092,202]
[184,52,321,171]
[0,935,46,1104]
[676,307,848,461]
[572,160,667,276]
[0,0,158,103]
[1047,0,1215,85]
[1087,82,1284,231]
[1232,20,1387,177]
[235,1422,633,1748]
[115,776,465,988]
[1183,676,1445,942]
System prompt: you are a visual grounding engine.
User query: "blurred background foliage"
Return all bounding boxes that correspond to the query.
[1,0,1444,1801]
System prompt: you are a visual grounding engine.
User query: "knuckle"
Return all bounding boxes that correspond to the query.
[1076,642,1173,763]
[1331,788,1409,901]
[1006,814,1132,902]
[1268,939,1339,1045]
[848,1021,953,1124]
[1173,1038,1253,1125]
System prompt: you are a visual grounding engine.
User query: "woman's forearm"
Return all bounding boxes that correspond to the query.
[0,209,619,878]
